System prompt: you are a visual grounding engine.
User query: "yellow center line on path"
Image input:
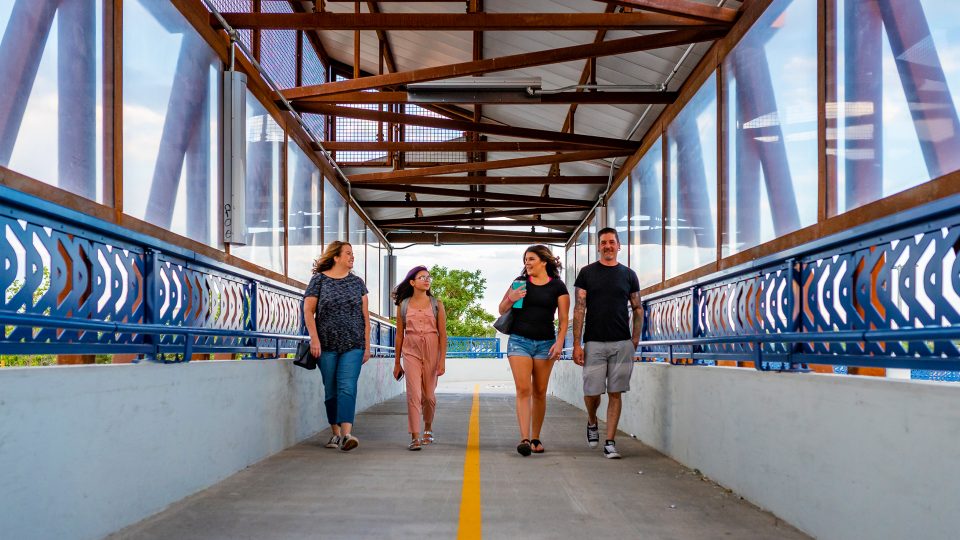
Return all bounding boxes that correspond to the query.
[456,384,482,539]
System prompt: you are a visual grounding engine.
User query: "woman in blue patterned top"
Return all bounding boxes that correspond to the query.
[303,241,370,452]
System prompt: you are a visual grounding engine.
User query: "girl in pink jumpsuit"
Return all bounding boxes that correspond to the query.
[393,266,447,450]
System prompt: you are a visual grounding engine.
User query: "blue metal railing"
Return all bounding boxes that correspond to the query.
[0,185,396,363]
[636,193,960,373]
[446,336,501,358]
[553,195,960,376]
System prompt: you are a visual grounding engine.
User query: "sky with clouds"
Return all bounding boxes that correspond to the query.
[393,242,568,318]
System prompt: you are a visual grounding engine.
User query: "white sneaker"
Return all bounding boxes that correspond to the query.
[603,440,621,459]
[325,435,341,448]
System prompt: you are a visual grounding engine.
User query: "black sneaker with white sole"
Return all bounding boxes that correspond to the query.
[603,440,621,459]
[587,423,600,448]
[340,434,359,451]
[325,435,341,449]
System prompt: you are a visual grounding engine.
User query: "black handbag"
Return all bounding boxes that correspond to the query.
[294,275,322,370]
[493,310,514,334]
[294,341,317,370]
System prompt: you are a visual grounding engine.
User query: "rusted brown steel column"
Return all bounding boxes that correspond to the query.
[676,110,715,252]
[843,0,882,209]
[58,0,98,200]
[378,38,385,148]
[185,78,212,245]
[469,0,486,217]
[734,87,761,248]
[0,0,59,165]
[733,39,801,238]
[246,107,276,248]
[252,0,261,61]
[295,28,303,87]
[876,0,960,179]
[548,3,619,218]
[353,1,360,79]
[145,33,211,229]
[289,147,318,246]
[636,146,662,246]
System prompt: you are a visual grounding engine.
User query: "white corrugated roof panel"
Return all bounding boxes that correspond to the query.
[300,0,742,244]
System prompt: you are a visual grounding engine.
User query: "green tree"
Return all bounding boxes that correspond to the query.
[428,265,495,337]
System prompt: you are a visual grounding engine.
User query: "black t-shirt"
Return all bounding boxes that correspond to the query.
[510,277,568,341]
[573,262,640,342]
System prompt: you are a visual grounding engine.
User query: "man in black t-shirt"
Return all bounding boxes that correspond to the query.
[572,228,642,459]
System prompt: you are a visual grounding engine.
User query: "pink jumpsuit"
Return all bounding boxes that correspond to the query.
[402,306,441,434]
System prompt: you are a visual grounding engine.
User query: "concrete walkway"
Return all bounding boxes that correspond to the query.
[110,390,809,540]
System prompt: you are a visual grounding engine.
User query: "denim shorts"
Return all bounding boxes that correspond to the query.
[507,334,554,359]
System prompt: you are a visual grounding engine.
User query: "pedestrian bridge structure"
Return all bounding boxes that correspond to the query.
[2,0,960,539]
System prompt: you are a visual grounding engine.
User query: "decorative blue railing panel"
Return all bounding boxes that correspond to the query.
[641,195,960,372]
[0,186,395,362]
[0,212,146,349]
[800,226,960,358]
[699,265,795,358]
[645,291,693,357]
[152,254,253,352]
[257,283,303,352]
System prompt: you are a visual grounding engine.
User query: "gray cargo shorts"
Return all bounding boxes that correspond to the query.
[583,340,635,396]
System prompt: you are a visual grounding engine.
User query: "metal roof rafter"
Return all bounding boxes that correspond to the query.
[281,27,727,99]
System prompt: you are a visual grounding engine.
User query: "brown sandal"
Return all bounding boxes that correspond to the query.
[408,438,422,451]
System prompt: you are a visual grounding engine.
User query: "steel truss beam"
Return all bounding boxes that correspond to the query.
[281,27,726,99]
[215,12,729,31]
[303,104,638,149]
[359,200,591,209]
[351,183,586,207]
[379,219,579,231]
[290,90,678,105]
[593,0,738,24]
[350,175,608,185]
[319,141,601,152]
[386,232,568,244]
[347,150,628,182]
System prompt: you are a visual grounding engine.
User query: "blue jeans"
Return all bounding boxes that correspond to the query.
[318,349,364,425]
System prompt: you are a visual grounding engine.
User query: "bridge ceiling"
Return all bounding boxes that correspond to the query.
[215,0,743,245]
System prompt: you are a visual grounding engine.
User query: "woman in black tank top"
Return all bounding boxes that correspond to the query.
[497,245,570,456]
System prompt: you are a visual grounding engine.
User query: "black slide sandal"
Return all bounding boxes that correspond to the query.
[531,439,544,454]
[517,439,532,457]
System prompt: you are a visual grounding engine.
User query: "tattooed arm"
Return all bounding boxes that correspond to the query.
[629,291,643,348]
[572,287,587,366]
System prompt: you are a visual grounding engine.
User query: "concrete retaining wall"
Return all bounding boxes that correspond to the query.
[549,361,960,540]
[0,357,402,540]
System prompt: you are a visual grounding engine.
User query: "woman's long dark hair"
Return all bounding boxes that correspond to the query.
[312,241,350,274]
[392,265,433,306]
[519,245,563,279]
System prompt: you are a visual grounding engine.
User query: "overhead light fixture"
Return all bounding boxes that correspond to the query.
[408,77,542,91]
[408,77,542,104]
[530,83,667,96]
